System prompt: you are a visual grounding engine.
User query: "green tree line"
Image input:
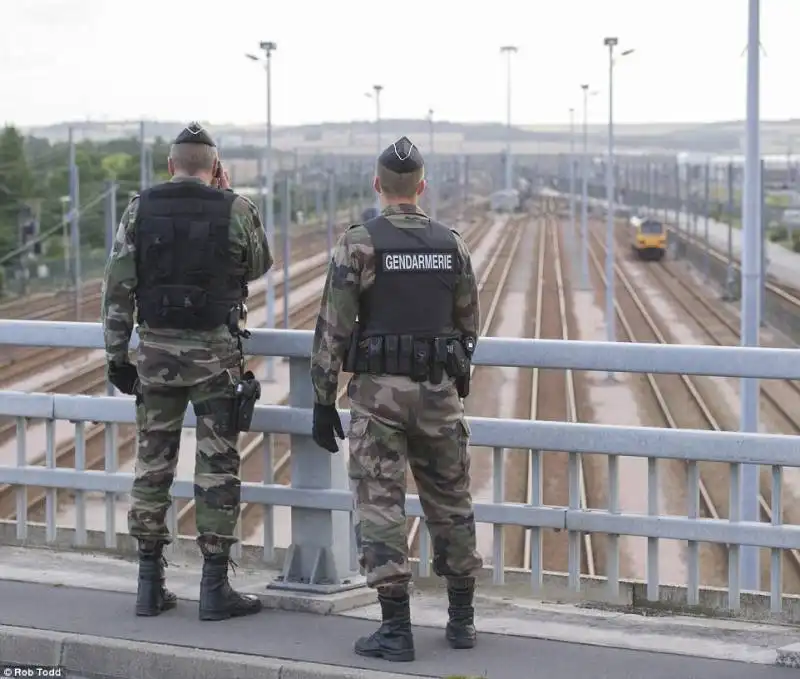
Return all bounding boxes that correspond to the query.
[0,124,365,268]
[0,124,171,263]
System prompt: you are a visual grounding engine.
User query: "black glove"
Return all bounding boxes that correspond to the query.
[107,360,139,395]
[312,403,345,453]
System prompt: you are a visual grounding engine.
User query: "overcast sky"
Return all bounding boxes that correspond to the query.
[2,0,798,128]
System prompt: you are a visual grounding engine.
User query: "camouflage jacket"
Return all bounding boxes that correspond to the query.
[310,203,480,406]
[101,176,273,386]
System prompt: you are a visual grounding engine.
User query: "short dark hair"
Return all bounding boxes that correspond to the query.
[377,164,424,200]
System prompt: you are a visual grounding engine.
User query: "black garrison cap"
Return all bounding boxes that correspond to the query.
[173,121,216,147]
[378,136,424,174]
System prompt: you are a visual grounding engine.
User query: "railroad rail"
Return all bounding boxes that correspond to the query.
[0,224,349,387]
[517,209,594,580]
[404,214,526,567]
[174,215,497,540]
[588,219,800,593]
[4,209,484,528]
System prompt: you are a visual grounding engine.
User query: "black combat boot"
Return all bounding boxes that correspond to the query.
[135,540,177,617]
[445,577,476,649]
[198,553,263,621]
[354,590,415,662]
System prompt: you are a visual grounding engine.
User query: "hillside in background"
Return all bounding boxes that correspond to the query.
[19,118,800,158]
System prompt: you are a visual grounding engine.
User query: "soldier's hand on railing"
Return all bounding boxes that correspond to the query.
[312,403,345,453]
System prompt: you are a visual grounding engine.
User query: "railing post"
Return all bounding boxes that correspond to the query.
[268,357,364,594]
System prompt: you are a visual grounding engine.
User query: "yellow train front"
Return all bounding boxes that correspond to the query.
[629,216,666,261]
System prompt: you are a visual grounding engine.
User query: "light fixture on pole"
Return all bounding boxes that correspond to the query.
[500,46,518,192]
[602,37,634,380]
[246,40,277,381]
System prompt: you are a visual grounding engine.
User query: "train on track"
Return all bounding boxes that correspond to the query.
[629,215,666,261]
[489,189,521,213]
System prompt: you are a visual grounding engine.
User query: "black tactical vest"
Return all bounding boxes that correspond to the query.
[359,216,460,338]
[134,181,244,331]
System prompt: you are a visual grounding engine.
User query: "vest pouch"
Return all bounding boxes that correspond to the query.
[398,335,414,375]
[430,338,447,385]
[355,340,369,373]
[155,285,209,326]
[367,337,383,374]
[411,339,430,382]
[140,218,174,279]
[383,335,400,374]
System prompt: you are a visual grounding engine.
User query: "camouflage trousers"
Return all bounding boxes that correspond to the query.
[129,367,242,555]
[347,374,483,589]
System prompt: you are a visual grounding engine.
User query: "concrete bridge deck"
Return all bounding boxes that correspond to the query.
[1,546,799,679]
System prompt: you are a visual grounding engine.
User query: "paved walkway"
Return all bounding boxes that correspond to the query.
[0,546,798,678]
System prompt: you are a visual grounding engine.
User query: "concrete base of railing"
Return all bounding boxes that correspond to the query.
[4,521,800,626]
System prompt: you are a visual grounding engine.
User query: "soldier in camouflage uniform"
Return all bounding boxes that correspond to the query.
[310,137,483,661]
[101,122,273,621]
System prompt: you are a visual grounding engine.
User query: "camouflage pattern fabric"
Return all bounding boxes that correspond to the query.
[349,374,482,588]
[310,203,483,589]
[101,175,273,554]
[130,367,242,554]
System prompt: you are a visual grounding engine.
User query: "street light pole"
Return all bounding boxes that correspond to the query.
[739,0,761,593]
[428,108,438,220]
[579,84,591,290]
[500,46,518,192]
[568,107,577,257]
[602,38,634,380]
[603,37,619,380]
[246,41,277,381]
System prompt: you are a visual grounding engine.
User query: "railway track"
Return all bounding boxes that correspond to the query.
[507,208,595,580]
[588,220,800,592]
[0,225,348,388]
[632,242,800,591]
[403,215,527,566]
[174,215,495,540]
[2,211,489,533]
[661,217,800,335]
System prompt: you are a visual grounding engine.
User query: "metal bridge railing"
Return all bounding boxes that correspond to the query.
[2,320,800,613]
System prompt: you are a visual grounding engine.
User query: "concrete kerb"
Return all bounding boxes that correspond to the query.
[8,523,800,624]
[0,626,438,679]
[0,526,374,616]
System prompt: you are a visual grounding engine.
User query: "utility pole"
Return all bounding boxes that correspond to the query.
[500,46,518,192]
[428,108,438,220]
[579,85,591,290]
[739,0,761,594]
[60,196,71,289]
[326,171,336,258]
[373,85,383,212]
[246,41,277,381]
[282,173,291,330]
[68,127,82,321]
[568,107,577,263]
[703,160,710,281]
[603,37,619,379]
[139,121,147,191]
